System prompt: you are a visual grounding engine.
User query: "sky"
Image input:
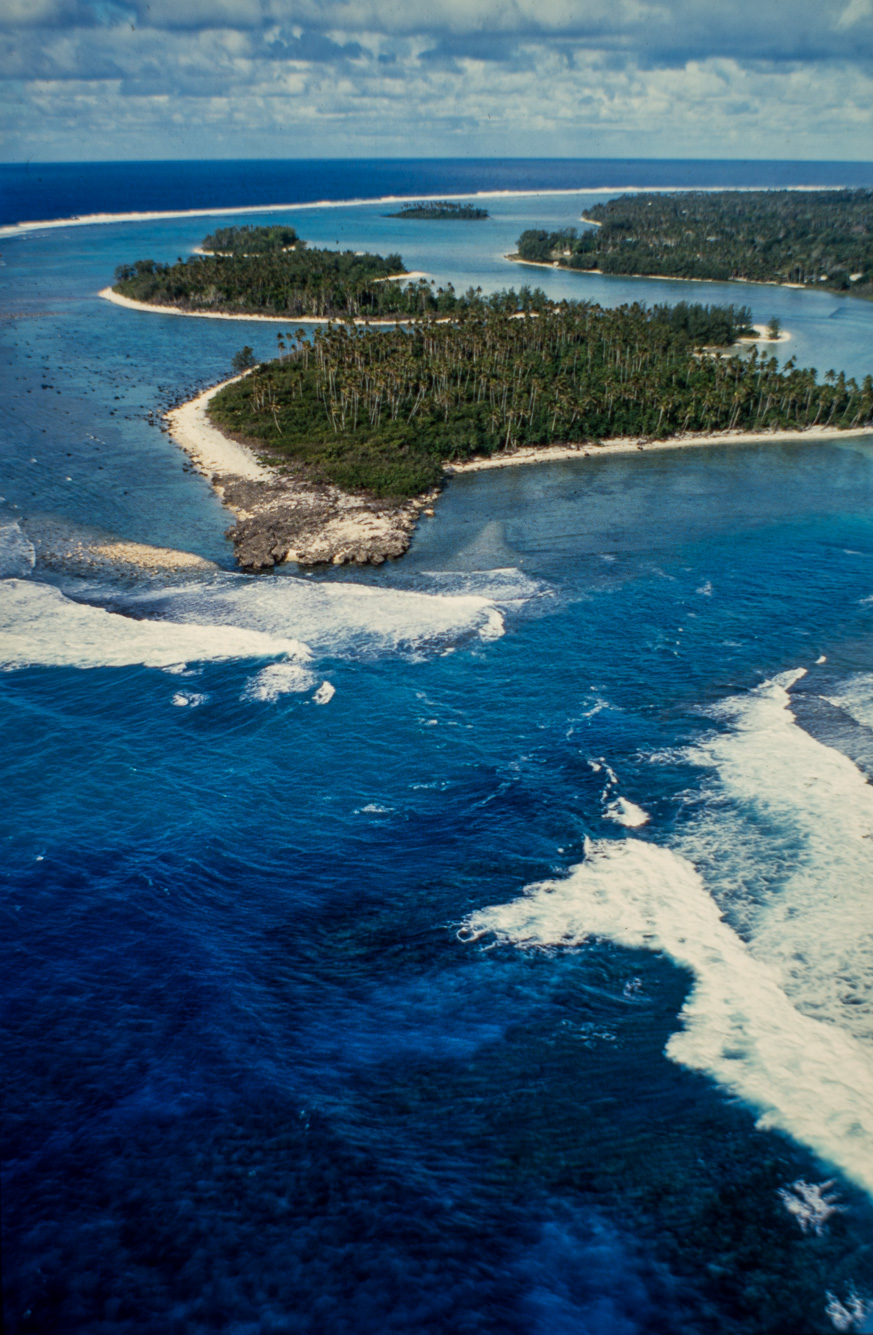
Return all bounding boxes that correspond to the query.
[1,0,872,162]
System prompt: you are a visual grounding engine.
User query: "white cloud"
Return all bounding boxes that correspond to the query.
[836,0,873,29]
[1,0,871,159]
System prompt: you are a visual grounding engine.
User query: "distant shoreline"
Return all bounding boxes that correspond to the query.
[506,252,830,306]
[2,184,857,240]
[447,425,872,474]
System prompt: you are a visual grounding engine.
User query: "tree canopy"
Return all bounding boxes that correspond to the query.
[516,190,873,298]
[207,297,870,500]
[200,224,300,254]
[387,202,489,219]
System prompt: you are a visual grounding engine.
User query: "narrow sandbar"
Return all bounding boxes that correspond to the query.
[447,425,872,475]
[100,287,424,327]
[165,377,274,482]
[506,253,810,303]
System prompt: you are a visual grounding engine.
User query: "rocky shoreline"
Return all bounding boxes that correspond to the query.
[215,467,438,571]
[164,379,438,571]
[167,375,871,574]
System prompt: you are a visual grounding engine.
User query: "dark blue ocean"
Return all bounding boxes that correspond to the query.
[3,160,873,1335]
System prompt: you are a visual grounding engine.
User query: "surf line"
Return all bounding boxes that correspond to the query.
[1,184,855,240]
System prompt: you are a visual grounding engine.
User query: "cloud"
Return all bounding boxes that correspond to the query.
[1,0,871,160]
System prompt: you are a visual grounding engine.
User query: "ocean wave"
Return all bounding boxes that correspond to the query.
[241,662,318,701]
[0,567,508,674]
[460,836,873,1198]
[678,668,873,1046]
[418,567,550,606]
[825,673,873,731]
[124,573,506,660]
[0,580,311,670]
[0,515,36,579]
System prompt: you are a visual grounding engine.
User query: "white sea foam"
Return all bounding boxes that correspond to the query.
[461,836,873,1196]
[242,662,317,702]
[777,1179,844,1237]
[127,574,506,659]
[171,691,208,708]
[826,1288,873,1332]
[678,669,873,1046]
[0,580,311,670]
[1,564,509,674]
[0,517,36,579]
[825,674,873,730]
[604,796,650,827]
[591,756,647,825]
[420,568,548,606]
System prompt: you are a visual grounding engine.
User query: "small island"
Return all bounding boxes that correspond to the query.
[387,201,489,220]
[199,223,300,254]
[190,296,870,569]
[105,230,872,572]
[513,189,873,298]
[110,227,489,321]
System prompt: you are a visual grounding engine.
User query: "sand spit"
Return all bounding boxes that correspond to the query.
[742,323,792,344]
[165,378,273,482]
[100,287,426,328]
[447,425,873,475]
[89,543,218,571]
[506,253,815,307]
[32,529,219,574]
[165,377,433,571]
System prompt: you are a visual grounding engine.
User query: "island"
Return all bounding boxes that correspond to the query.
[512,189,873,298]
[387,201,490,220]
[105,228,872,572]
[176,295,870,570]
[112,228,416,321]
[199,223,300,254]
[110,226,491,321]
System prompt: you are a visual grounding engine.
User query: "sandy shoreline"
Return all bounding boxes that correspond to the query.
[164,376,432,570]
[506,253,815,306]
[103,284,792,346]
[165,376,273,481]
[447,425,872,474]
[166,370,870,569]
[99,286,428,327]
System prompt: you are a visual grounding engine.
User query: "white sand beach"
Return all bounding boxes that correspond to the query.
[447,425,872,474]
[99,287,426,327]
[164,377,274,482]
[506,253,808,306]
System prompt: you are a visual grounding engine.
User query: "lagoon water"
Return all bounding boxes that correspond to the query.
[3,160,873,1333]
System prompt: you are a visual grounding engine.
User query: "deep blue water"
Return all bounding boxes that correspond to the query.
[2,156,873,227]
[3,162,873,1335]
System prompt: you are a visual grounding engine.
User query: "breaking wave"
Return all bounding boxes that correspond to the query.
[461,836,873,1197]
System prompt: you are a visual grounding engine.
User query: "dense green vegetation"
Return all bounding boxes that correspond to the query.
[113,229,546,320]
[208,297,871,500]
[113,236,411,320]
[516,190,873,297]
[388,201,489,219]
[200,223,299,254]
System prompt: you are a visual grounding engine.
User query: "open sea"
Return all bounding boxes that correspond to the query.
[3,158,873,1335]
